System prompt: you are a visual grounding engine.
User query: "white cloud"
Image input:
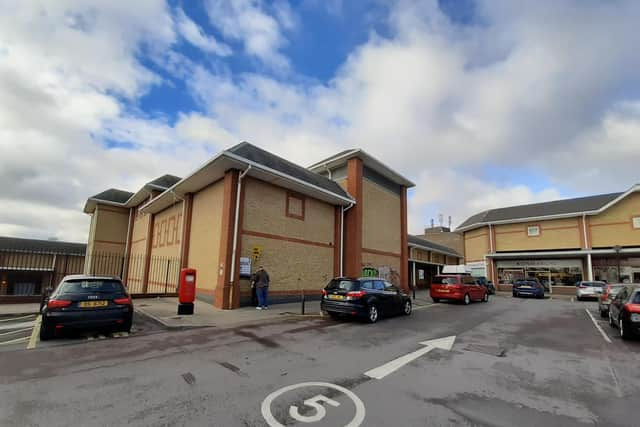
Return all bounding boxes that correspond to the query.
[175,8,232,56]
[204,0,294,70]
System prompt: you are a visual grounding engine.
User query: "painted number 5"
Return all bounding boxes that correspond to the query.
[289,394,340,423]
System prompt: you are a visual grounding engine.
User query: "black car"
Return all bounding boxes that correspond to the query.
[321,277,412,323]
[608,285,640,340]
[40,275,134,340]
[475,277,496,295]
[512,279,545,299]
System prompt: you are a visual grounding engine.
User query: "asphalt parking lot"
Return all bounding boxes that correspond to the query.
[0,311,165,352]
[0,295,638,426]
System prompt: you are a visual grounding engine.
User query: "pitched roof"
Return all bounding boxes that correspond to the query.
[228,142,351,199]
[457,192,623,231]
[89,188,134,204]
[147,174,181,189]
[308,148,415,187]
[0,236,86,255]
[408,235,462,258]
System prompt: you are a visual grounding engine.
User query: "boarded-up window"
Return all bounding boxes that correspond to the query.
[286,193,305,220]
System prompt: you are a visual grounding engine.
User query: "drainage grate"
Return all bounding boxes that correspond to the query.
[182,372,196,385]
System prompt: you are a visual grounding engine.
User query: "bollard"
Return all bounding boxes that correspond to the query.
[413,285,416,301]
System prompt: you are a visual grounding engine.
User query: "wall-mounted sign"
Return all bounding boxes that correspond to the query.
[239,257,252,277]
[418,270,425,280]
[251,246,263,262]
[496,259,582,269]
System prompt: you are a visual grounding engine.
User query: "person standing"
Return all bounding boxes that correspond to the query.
[249,272,258,307]
[254,266,270,310]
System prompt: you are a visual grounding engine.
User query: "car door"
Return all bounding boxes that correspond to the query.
[610,288,627,322]
[373,280,388,312]
[384,281,402,313]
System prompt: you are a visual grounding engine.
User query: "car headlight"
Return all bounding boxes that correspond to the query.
[631,313,640,322]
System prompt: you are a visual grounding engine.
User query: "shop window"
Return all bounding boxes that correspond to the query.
[527,225,540,237]
[633,217,640,229]
[286,192,305,220]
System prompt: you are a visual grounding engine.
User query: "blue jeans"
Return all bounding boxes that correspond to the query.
[257,287,269,308]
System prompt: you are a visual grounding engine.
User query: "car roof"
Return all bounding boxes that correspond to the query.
[62,274,122,281]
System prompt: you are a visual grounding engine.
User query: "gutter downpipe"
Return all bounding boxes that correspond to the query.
[340,202,355,276]
[229,165,252,308]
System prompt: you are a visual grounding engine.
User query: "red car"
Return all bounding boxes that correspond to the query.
[430,274,489,305]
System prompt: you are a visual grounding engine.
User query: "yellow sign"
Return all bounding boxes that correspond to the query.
[251,246,262,261]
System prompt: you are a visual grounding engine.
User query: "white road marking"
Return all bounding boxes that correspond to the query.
[364,336,456,380]
[413,304,437,311]
[608,365,623,398]
[0,327,32,337]
[585,309,612,344]
[0,336,30,346]
[0,321,35,331]
[27,315,42,350]
[0,314,37,323]
[262,382,365,427]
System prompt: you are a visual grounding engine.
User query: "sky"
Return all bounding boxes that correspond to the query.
[1,0,640,243]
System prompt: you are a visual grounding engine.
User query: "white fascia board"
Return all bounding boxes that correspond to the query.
[83,198,127,214]
[307,149,360,170]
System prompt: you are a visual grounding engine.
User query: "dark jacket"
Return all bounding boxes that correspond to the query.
[254,270,270,288]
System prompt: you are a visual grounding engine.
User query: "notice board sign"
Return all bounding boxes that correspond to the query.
[239,257,252,278]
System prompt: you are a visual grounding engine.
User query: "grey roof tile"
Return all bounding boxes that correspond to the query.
[89,188,134,204]
[0,236,86,255]
[408,235,462,257]
[147,174,181,189]
[228,142,352,199]
[458,192,622,230]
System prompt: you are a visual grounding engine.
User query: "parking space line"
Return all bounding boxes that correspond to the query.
[27,315,41,350]
[0,327,32,337]
[413,304,436,311]
[585,309,612,344]
[0,336,30,346]
[0,314,37,323]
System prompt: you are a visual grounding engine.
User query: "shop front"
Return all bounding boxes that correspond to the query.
[592,256,640,284]
[495,259,583,292]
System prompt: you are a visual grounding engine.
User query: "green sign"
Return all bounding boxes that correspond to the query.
[362,267,379,278]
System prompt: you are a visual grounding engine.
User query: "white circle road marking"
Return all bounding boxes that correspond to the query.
[261,382,365,427]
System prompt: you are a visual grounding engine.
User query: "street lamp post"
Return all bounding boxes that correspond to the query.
[613,245,622,283]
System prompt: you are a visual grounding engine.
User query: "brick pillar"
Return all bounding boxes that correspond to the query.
[333,205,342,277]
[214,170,239,309]
[142,213,155,294]
[400,186,409,292]
[180,194,194,269]
[343,158,363,278]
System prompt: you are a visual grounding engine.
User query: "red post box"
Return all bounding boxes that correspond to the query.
[178,268,196,315]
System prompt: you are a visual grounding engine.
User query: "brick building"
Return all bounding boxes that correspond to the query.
[458,185,640,294]
[84,142,415,309]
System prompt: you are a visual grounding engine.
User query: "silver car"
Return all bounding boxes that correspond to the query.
[576,281,606,301]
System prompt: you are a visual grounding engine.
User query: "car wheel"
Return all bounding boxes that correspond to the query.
[482,292,489,303]
[121,320,132,334]
[463,294,471,305]
[600,309,608,318]
[577,296,582,301]
[367,304,379,323]
[620,318,631,340]
[403,300,412,315]
[39,319,54,341]
[432,298,440,303]
[327,312,340,320]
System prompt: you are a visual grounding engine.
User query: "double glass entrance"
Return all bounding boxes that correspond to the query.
[496,259,583,289]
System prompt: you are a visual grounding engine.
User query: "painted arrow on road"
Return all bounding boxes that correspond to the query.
[364,336,456,380]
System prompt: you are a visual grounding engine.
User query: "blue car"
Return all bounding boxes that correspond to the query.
[513,279,545,299]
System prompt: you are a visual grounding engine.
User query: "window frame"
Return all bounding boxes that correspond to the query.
[526,225,541,237]
[632,216,640,229]
[285,191,306,221]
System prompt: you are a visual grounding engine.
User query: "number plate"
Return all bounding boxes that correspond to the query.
[520,286,531,289]
[438,289,449,293]
[79,300,108,308]
[328,294,345,301]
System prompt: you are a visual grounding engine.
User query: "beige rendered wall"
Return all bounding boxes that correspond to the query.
[188,180,225,297]
[90,205,129,254]
[240,177,335,294]
[590,192,640,248]
[361,178,401,255]
[494,218,581,251]
[148,202,183,293]
[464,227,489,262]
[126,208,151,292]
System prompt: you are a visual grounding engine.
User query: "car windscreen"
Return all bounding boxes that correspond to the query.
[57,280,125,294]
[433,277,458,285]
[514,281,537,287]
[325,279,359,291]
[633,292,640,304]
[609,286,624,295]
